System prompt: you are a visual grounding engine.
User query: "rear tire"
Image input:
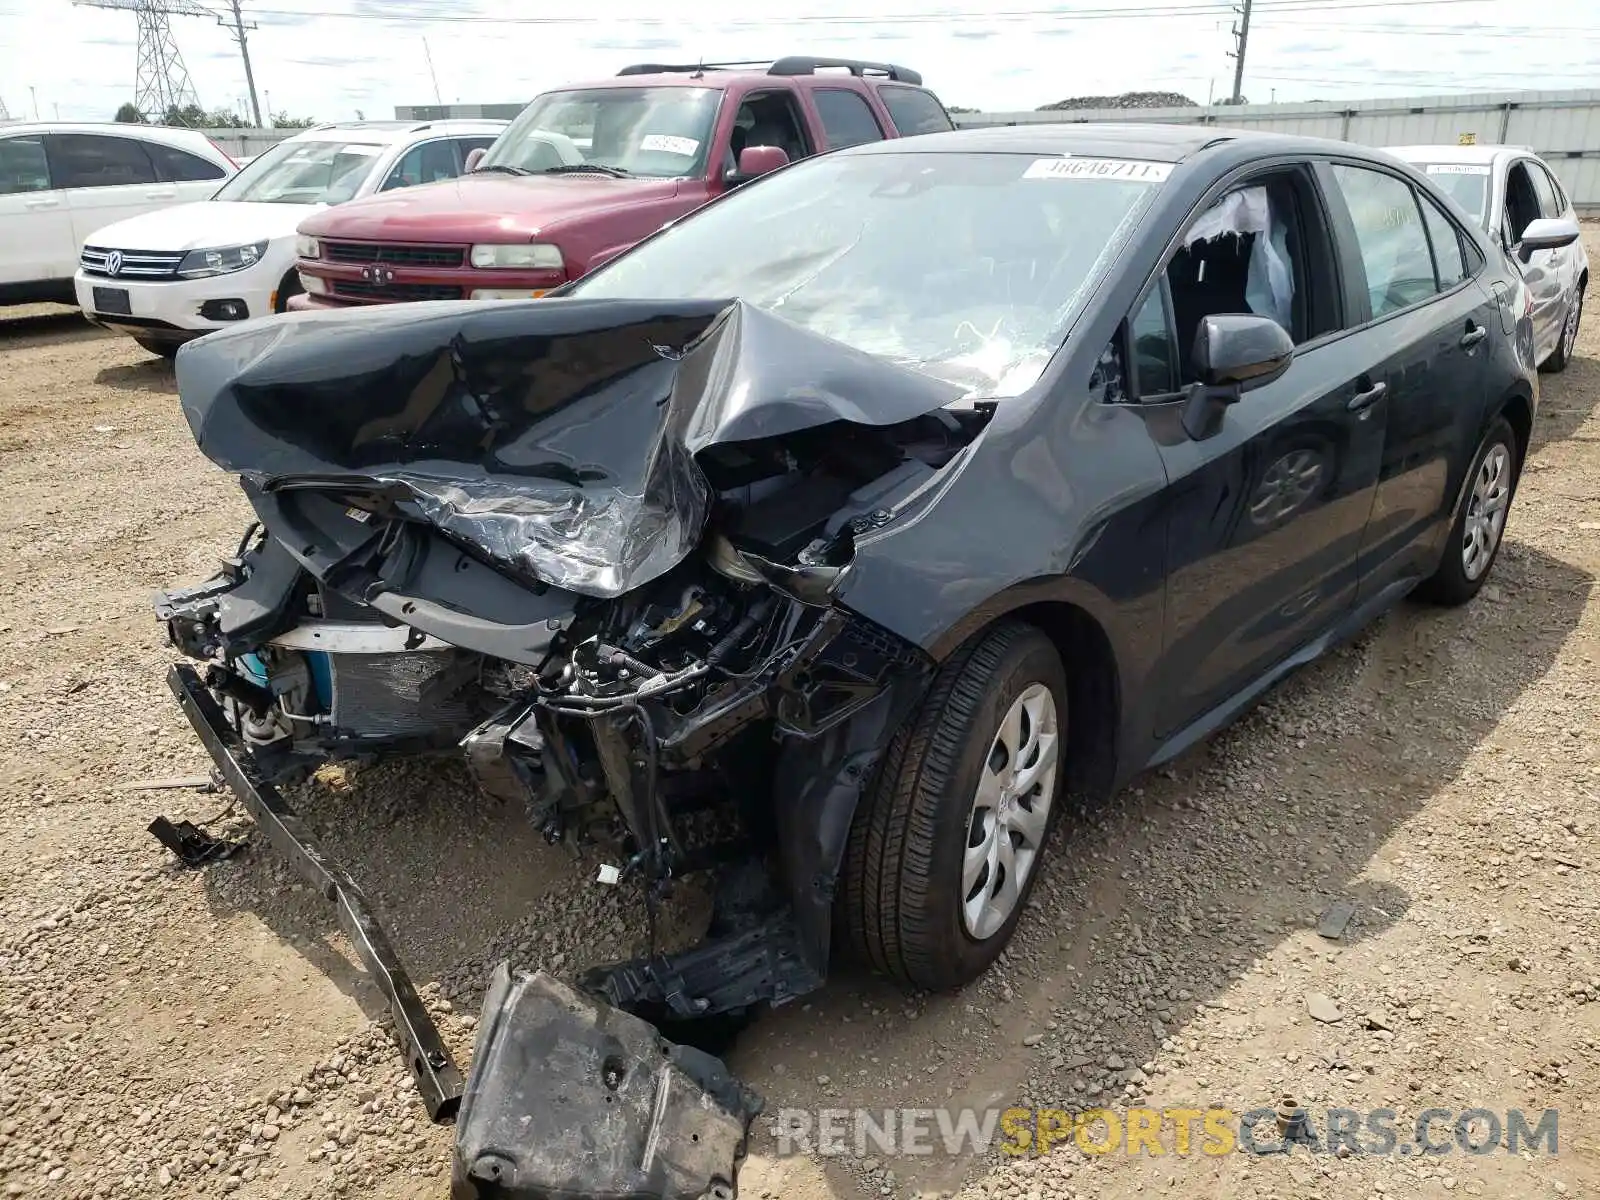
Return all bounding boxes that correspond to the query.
[839,621,1067,991]
[1543,289,1581,373]
[1416,415,1519,607]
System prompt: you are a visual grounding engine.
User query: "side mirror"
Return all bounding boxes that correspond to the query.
[1181,313,1295,441]
[724,144,788,186]
[464,147,487,173]
[1517,216,1580,263]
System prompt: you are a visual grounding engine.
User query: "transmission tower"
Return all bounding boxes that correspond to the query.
[72,0,218,121]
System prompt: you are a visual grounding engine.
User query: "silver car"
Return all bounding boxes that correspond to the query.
[1388,143,1587,372]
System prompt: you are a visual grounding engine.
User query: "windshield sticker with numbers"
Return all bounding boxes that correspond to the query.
[639,134,700,157]
[1425,164,1492,175]
[1023,157,1173,182]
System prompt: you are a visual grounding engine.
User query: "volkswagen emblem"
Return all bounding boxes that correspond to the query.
[105,250,123,277]
[360,264,396,286]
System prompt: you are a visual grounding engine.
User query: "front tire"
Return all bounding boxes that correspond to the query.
[839,621,1067,991]
[1417,415,1519,606]
[132,336,178,360]
[1543,289,1582,374]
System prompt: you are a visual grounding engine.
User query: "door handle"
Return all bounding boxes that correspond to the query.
[145,188,177,200]
[1460,324,1488,348]
[1348,381,1388,412]
[23,197,59,209]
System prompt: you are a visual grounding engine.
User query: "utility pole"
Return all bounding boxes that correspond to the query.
[222,0,262,127]
[1228,0,1252,105]
[30,86,39,120]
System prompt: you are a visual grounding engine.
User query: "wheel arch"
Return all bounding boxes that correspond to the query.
[274,265,305,313]
[1498,388,1533,473]
[980,600,1123,805]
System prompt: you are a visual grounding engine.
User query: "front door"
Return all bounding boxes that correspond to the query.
[43,133,173,249]
[1321,161,1503,593]
[1501,157,1567,362]
[1142,162,1388,737]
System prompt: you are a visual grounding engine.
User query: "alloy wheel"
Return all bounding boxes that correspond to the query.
[1462,443,1511,581]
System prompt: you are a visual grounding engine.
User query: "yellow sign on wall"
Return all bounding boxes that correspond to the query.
[1459,132,1478,145]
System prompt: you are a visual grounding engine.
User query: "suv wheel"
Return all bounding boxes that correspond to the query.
[839,621,1066,991]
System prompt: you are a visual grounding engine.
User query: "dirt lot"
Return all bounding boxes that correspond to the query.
[2,246,1598,1200]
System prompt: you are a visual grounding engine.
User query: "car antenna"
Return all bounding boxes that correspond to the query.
[693,56,705,79]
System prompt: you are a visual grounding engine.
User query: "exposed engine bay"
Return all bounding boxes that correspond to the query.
[153,296,993,1197]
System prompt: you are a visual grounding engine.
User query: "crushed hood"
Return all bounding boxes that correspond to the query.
[174,296,963,598]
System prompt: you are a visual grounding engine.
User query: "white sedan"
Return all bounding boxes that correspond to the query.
[1388,143,1588,372]
[74,118,505,357]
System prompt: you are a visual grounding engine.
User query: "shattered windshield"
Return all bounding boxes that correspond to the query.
[212,139,384,204]
[479,87,720,178]
[570,151,1168,396]
[1406,162,1492,227]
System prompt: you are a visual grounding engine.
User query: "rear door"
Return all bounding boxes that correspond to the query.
[1142,159,1388,737]
[1320,160,1502,596]
[1527,159,1583,355]
[875,84,956,139]
[0,132,74,286]
[44,133,170,247]
[807,87,887,151]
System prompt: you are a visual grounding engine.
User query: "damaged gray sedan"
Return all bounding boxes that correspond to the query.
[154,124,1534,1198]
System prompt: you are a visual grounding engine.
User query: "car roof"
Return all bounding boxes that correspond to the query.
[0,121,219,146]
[839,122,1368,163]
[1385,143,1531,165]
[283,119,507,145]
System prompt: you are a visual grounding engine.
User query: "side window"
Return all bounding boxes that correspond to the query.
[1503,162,1542,244]
[812,89,885,150]
[1418,194,1468,289]
[1329,164,1437,319]
[1528,162,1563,218]
[45,134,159,188]
[1130,287,1179,396]
[728,91,813,171]
[0,135,52,194]
[1166,172,1319,382]
[143,141,226,183]
[877,86,954,137]
[1542,164,1570,212]
[382,139,459,190]
[453,137,496,166]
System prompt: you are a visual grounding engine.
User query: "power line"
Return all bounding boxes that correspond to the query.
[235,0,1498,25]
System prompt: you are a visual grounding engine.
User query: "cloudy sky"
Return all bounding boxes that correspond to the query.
[1,0,1596,124]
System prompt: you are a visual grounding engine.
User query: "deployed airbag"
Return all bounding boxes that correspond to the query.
[174,297,963,599]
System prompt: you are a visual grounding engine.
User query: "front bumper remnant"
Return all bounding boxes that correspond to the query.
[167,663,466,1121]
[452,965,762,1200]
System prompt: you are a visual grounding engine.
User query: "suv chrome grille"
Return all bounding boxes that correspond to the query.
[323,241,465,268]
[80,246,186,280]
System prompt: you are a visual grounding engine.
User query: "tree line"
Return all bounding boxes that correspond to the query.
[114,102,316,129]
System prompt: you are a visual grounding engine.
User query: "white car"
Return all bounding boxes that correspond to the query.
[1389,143,1588,372]
[0,122,236,307]
[73,118,505,356]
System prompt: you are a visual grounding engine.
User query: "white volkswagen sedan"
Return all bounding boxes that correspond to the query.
[1388,144,1588,372]
[74,118,505,357]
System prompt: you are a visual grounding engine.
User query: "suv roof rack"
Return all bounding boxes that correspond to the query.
[617,56,922,86]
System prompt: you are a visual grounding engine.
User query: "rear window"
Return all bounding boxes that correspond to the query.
[878,85,954,136]
[144,140,228,183]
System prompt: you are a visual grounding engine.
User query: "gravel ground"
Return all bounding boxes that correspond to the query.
[2,247,1598,1200]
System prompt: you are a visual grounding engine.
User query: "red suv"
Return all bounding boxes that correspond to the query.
[290,56,953,308]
